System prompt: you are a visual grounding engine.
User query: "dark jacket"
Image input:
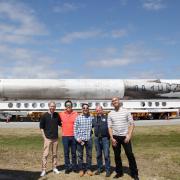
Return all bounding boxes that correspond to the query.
[40,112,61,139]
[92,115,109,138]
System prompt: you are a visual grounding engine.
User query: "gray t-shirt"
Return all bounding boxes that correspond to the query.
[108,107,134,136]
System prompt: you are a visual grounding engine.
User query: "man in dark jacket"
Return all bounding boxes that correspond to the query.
[93,105,111,177]
[40,101,62,177]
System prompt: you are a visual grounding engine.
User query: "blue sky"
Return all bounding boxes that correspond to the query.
[0,0,179,79]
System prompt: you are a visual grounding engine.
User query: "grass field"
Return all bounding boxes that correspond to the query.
[0,126,180,180]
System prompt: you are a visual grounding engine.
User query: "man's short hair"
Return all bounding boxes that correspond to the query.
[112,97,119,101]
[64,100,73,107]
[81,103,89,108]
[48,101,56,107]
[96,105,103,110]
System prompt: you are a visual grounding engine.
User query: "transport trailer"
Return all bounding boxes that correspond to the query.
[0,99,179,121]
[123,99,180,120]
[0,79,180,121]
[131,109,179,120]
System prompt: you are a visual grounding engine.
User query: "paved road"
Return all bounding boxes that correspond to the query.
[0,119,180,128]
[135,119,180,126]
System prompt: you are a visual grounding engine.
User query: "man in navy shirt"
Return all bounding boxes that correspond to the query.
[93,105,111,177]
[40,101,61,177]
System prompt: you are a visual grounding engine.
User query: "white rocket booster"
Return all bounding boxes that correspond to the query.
[0,79,124,100]
[0,79,180,100]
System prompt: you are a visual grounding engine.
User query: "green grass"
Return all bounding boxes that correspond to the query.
[0,126,180,180]
[133,132,180,148]
[0,135,42,150]
[1,130,179,148]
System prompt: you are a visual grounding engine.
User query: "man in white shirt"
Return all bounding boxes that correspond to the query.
[108,97,139,180]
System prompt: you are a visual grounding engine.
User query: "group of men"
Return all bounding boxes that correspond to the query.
[39,97,139,180]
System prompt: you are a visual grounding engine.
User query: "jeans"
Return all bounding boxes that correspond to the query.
[112,135,138,176]
[62,136,77,170]
[77,138,92,171]
[94,136,110,172]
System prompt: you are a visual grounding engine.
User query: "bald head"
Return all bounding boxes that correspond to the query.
[112,97,120,109]
[96,105,103,116]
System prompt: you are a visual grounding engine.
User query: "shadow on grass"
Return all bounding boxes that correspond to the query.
[91,164,131,176]
[0,169,40,180]
[95,165,132,178]
[0,165,132,179]
[57,164,132,177]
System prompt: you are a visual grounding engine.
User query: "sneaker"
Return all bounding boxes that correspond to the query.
[53,168,60,174]
[40,170,46,177]
[79,170,84,177]
[86,170,93,176]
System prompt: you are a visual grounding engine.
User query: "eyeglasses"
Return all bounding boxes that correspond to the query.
[65,103,72,107]
[82,107,89,110]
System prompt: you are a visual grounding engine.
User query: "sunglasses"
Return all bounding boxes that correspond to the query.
[82,107,89,110]
[65,103,72,107]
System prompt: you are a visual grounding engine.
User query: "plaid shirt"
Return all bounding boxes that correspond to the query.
[74,114,93,141]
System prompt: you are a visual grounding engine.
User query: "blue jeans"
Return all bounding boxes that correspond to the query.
[94,136,110,172]
[62,136,77,170]
[77,138,92,171]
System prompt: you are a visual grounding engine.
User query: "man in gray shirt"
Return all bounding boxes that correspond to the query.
[108,97,139,180]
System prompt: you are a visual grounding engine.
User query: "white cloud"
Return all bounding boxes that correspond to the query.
[86,43,164,67]
[53,3,81,13]
[129,70,165,79]
[157,37,179,46]
[88,58,131,67]
[0,24,15,33]
[0,2,73,78]
[120,0,128,6]
[0,1,47,44]
[6,66,72,79]
[111,29,128,38]
[142,0,166,11]
[0,45,72,78]
[0,34,32,44]
[60,28,128,44]
[0,45,33,62]
[60,30,103,44]
[104,47,117,54]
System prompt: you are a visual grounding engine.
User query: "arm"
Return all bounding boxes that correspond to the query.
[74,117,82,143]
[124,112,135,143]
[108,127,117,147]
[107,114,117,147]
[58,113,62,127]
[40,128,46,140]
[92,118,95,134]
[40,114,46,139]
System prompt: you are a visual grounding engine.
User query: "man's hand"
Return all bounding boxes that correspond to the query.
[124,134,131,143]
[77,138,82,144]
[40,129,46,140]
[43,135,46,140]
[111,137,117,147]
